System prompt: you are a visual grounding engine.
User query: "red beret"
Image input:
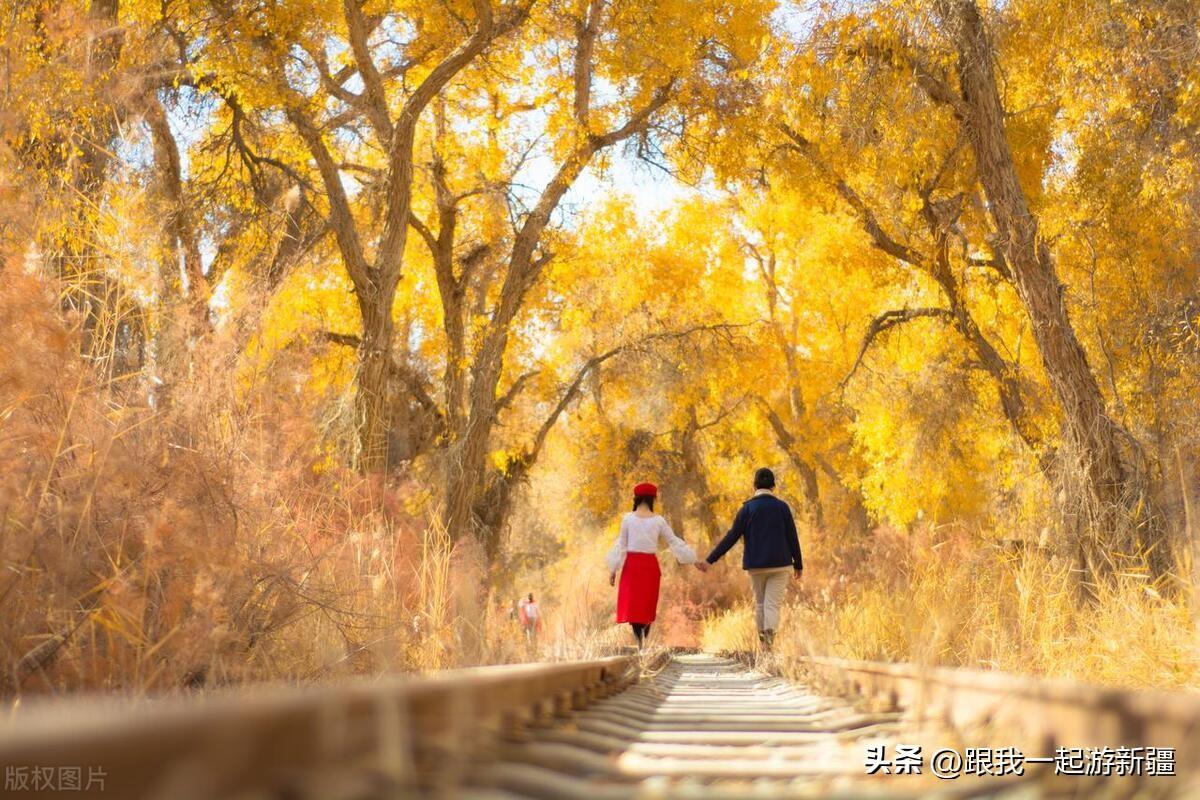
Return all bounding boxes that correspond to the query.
[633,482,658,497]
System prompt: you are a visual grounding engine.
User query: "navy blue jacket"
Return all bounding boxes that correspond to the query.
[705,493,803,571]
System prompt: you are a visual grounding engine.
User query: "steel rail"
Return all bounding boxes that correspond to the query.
[0,656,637,799]
[5,652,1199,799]
[800,655,1200,762]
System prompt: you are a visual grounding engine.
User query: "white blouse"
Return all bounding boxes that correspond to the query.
[606,513,698,573]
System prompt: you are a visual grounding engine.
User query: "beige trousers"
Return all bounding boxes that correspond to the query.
[748,567,791,632]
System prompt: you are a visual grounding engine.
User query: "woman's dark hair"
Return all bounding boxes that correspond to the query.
[632,494,655,512]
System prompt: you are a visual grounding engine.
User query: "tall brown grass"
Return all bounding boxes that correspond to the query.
[702,524,1200,689]
[0,269,517,696]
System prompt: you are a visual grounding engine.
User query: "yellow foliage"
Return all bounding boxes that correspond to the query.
[4,0,1200,693]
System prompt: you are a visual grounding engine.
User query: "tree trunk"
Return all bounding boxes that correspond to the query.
[443,427,491,542]
[946,0,1164,581]
[925,233,1047,462]
[760,400,825,529]
[443,352,500,541]
[144,93,209,403]
[285,1,510,476]
[434,35,673,550]
[50,0,123,361]
[440,150,593,544]
[355,299,396,472]
[679,417,725,544]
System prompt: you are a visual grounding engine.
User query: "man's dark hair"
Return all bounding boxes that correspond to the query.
[754,467,776,490]
[527,593,534,601]
[633,495,655,512]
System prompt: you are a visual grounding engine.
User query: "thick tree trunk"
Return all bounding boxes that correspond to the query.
[443,420,492,542]
[355,299,396,473]
[443,346,501,541]
[946,0,1164,580]
[442,308,468,433]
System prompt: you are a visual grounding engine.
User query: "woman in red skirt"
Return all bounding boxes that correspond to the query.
[606,482,706,648]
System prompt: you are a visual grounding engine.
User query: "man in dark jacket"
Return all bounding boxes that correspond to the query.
[703,468,803,649]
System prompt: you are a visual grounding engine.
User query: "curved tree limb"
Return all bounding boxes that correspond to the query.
[841,307,956,388]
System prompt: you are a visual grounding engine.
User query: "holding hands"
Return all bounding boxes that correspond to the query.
[694,561,710,573]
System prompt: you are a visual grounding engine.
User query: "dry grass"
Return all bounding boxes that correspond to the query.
[0,270,518,696]
[701,525,1200,689]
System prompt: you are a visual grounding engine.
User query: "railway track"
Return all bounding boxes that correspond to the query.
[466,653,910,798]
[0,652,1195,798]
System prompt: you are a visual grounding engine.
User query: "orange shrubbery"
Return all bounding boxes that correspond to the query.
[0,270,480,695]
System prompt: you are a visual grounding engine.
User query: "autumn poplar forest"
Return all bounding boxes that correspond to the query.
[3,0,1200,694]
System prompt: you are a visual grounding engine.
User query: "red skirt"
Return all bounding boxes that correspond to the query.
[616,552,661,624]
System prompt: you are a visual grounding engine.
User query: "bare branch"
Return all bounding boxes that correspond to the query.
[841,307,955,387]
[408,212,438,255]
[593,80,677,148]
[494,369,541,413]
[519,323,750,462]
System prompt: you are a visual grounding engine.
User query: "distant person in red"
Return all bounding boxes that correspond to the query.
[606,482,706,649]
[517,593,541,646]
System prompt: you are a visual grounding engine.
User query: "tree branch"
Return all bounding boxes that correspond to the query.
[341,0,394,144]
[286,106,373,290]
[906,50,968,119]
[319,331,442,417]
[850,38,968,119]
[593,80,677,148]
[778,122,926,268]
[375,0,524,283]
[268,188,329,290]
[494,369,541,413]
[320,330,362,349]
[573,0,605,127]
[408,211,438,255]
[520,323,749,462]
[841,307,955,387]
